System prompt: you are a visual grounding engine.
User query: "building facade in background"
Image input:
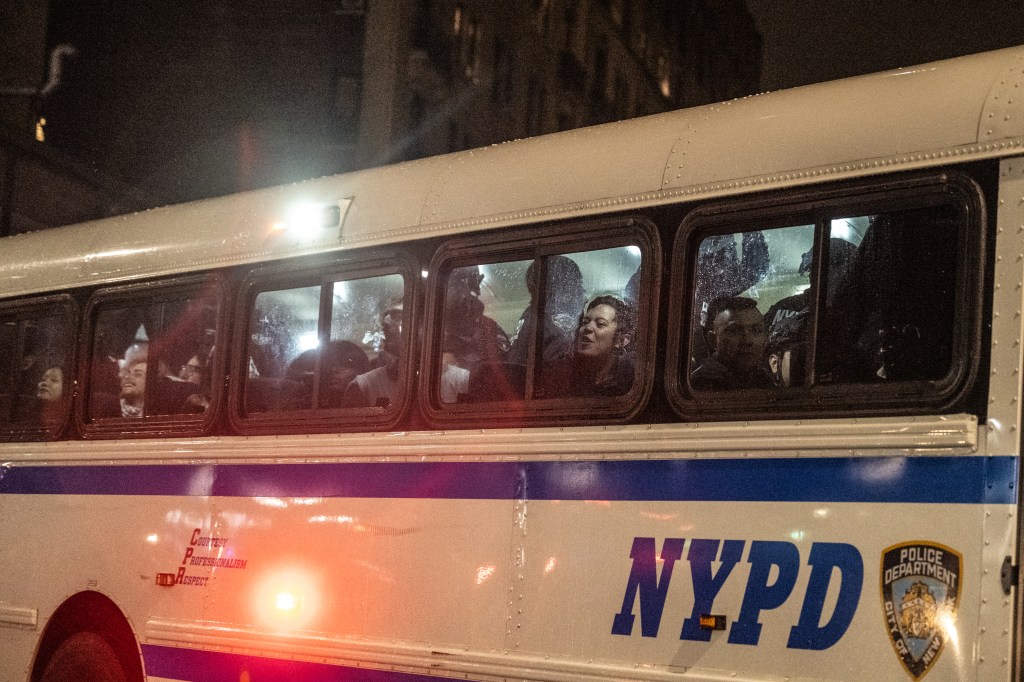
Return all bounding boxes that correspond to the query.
[0,0,760,234]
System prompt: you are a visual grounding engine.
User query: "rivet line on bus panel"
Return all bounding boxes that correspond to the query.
[665,141,1024,199]
[324,142,1021,245]
[197,138,1020,255]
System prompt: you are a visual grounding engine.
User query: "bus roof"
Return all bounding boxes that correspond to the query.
[3,45,1024,298]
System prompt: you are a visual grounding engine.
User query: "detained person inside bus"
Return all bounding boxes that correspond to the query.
[690,296,774,391]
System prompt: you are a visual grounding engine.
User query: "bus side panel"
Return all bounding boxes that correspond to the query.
[518,498,987,680]
[0,488,515,678]
[201,496,515,649]
[0,454,1014,682]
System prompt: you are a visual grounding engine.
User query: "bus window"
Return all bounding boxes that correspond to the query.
[87,292,220,421]
[763,227,856,387]
[440,260,524,403]
[246,285,321,412]
[331,274,405,410]
[442,245,642,404]
[508,255,586,368]
[816,206,958,384]
[244,273,406,414]
[535,246,641,399]
[685,201,962,394]
[0,303,74,438]
[688,225,814,390]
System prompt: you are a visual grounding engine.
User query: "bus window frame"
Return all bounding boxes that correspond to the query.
[664,170,986,421]
[79,274,227,439]
[229,251,418,435]
[0,293,77,442]
[422,216,660,427]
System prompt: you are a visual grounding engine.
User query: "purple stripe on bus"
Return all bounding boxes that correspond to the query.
[0,456,1015,504]
[142,644,437,682]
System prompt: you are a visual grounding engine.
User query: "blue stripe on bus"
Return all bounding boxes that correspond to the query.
[141,644,433,682]
[0,456,1016,504]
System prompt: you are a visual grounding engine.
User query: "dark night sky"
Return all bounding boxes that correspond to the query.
[25,1,1024,211]
[747,0,1024,91]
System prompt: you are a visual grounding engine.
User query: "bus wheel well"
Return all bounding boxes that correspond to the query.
[30,591,143,682]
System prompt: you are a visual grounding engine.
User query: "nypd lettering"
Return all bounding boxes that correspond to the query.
[611,537,863,650]
[881,542,961,680]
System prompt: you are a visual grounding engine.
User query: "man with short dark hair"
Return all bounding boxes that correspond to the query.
[690,296,774,390]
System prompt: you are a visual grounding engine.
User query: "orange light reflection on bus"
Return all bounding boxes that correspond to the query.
[253,567,322,632]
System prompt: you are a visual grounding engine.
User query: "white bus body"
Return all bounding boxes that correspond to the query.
[2,46,1024,682]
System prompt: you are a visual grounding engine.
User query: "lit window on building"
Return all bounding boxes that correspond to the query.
[658,55,671,98]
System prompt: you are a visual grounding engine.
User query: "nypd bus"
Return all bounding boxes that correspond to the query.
[2,45,1024,682]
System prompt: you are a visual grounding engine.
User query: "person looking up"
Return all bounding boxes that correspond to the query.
[33,365,66,426]
[36,366,64,403]
[119,357,147,417]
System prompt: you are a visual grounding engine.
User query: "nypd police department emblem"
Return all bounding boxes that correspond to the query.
[881,542,961,680]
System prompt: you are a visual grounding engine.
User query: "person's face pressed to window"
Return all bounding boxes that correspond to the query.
[577,303,619,359]
[711,307,766,374]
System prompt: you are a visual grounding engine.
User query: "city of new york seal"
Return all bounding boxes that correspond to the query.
[881,541,962,679]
